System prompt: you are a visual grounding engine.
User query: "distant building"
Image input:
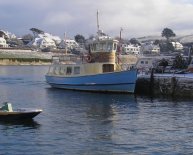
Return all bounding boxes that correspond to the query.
[0,37,8,47]
[0,30,16,39]
[171,42,183,51]
[28,28,61,49]
[140,42,160,54]
[29,37,56,49]
[122,44,141,55]
[58,39,79,50]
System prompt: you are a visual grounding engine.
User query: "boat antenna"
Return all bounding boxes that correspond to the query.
[120,27,123,41]
[97,10,100,36]
[64,32,67,54]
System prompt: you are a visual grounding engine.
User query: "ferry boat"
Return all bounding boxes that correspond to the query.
[45,34,137,93]
[45,11,137,93]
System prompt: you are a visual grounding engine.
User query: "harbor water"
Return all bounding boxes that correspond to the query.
[0,66,193,154]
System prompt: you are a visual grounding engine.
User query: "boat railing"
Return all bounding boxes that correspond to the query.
[51,54,90,65]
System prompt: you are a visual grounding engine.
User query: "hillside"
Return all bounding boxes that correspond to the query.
[137,34,193,44]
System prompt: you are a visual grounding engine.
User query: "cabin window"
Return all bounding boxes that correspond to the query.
[59,66,65,74]
[49,66,54,74]
[101,43,106,51]
[113,43,117,51]
[107,43,113,52]
[54,66,60,75]
[74,66,80,74]
[90,44,93,51]
[99,43,102,50]
[103,64,114,73]
[145,61,148,64]
[141,61,144,64]
[93,44,96,51]
[96,43,100,51]
[66,67,72,75]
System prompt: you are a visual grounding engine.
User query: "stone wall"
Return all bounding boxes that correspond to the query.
[0,58,51,65]
[136,74,193,98]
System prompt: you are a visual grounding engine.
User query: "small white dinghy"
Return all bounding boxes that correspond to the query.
[0,102,42,121]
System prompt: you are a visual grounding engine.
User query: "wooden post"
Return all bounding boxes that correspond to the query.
[149,68,154,96]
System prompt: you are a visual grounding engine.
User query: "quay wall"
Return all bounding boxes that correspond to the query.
[136,73,193,97]
[0,58,51,65]
[0,49,52,65]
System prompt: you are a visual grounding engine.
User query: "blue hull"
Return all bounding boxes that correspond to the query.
[45,70,137,93]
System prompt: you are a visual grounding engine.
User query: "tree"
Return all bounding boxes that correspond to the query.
[7,38,23,47]
[172,55,187,69]
[161,28,176,41]
[154,40,160,45]
[74,34,85,44]
[130,38,140,45]
[22,34,33,40]
[22,34,33,45]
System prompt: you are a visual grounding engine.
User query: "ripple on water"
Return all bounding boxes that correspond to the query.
[0,66,193,154]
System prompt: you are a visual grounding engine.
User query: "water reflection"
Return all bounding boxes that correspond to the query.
[0,119,40,129]
[45,88,138,154]
[1,66,193,154]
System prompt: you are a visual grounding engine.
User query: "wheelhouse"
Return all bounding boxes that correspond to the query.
[90,39,118,53]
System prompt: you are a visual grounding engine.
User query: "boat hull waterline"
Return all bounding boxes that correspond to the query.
[46,70,137,93]
[0,109,42,121]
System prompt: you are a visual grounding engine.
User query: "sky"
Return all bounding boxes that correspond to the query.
[1,0,193,39]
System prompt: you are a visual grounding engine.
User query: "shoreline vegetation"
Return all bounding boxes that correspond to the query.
[0,48,53,65]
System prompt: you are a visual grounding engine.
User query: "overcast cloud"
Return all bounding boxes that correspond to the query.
[1,0,193,39]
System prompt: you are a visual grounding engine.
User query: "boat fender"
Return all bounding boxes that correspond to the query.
[85,55,92,63]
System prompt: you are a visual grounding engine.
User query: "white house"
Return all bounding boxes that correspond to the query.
[122,44,141,55]
[171,42,183,50]
[140,42,160,54]
[28,28,61,49]
[0,37,8,47]
[0,30,16,39]
[29,37,56,49]
[58,39,79,50]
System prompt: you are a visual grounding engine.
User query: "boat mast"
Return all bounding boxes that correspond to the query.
[97,10,100,36]
[120,27,123,41]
